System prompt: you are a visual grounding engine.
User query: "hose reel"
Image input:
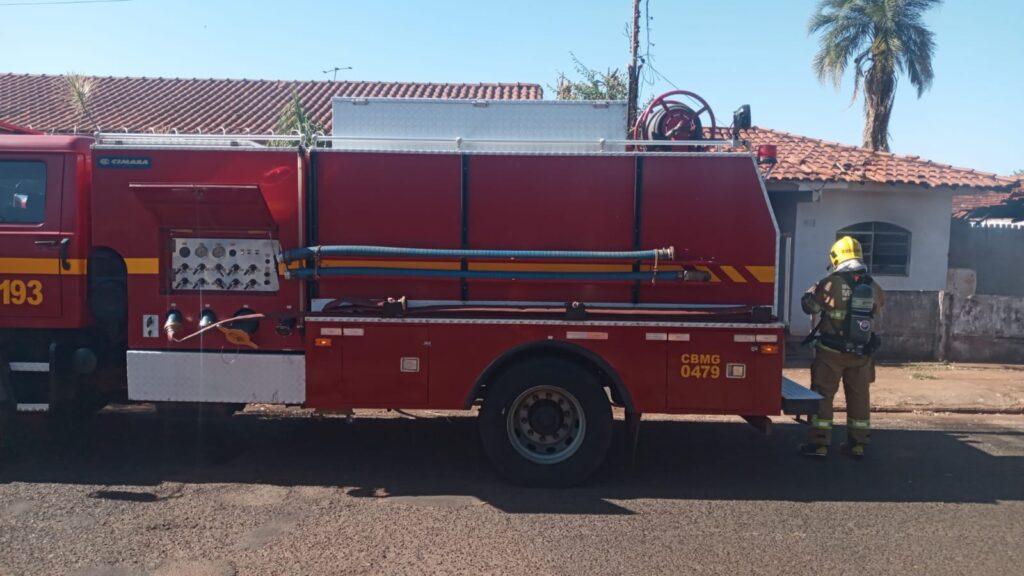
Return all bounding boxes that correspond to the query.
[633,90,717,151]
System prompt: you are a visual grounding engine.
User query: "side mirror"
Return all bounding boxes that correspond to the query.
[732,105,751,140]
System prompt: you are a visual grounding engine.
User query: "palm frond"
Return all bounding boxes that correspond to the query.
[63,73,99,132]
[807,0,941,150]
[271,88,323,148]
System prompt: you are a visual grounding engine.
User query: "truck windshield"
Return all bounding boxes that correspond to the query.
[0,161,46,224]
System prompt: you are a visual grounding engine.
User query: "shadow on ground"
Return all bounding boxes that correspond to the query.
[2,410,1021,515]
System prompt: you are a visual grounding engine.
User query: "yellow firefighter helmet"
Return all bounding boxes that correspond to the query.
[829,236,863,270]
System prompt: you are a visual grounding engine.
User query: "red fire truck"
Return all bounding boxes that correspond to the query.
[0,91,819,485]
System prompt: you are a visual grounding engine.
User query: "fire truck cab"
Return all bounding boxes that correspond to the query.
[0,134,117,418]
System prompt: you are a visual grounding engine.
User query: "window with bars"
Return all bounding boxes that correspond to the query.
[836,221,911,276]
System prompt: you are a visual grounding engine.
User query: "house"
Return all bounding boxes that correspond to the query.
[954,184,1024,229]
[0,73,543,133]
[2,73,1015,351]
[727,128,1017,339]
[949,184,1024,299]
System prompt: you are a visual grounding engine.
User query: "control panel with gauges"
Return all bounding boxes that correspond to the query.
[170,238,281,293]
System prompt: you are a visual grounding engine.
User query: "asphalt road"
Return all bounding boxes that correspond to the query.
[1,409,1022,575]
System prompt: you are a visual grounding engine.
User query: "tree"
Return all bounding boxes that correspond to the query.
[271,88,323,148]
[809,0,940,151]
[554,53,628,101]
[64,73,99,132]
[1012,169,1024,177]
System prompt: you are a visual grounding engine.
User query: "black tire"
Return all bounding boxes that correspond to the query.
[0,355,14,454]
[479,356,613,487]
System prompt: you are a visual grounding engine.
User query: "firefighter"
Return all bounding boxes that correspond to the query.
[799,236,884,459]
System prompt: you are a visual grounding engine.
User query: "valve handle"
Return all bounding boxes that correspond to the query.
[216,326,259,349]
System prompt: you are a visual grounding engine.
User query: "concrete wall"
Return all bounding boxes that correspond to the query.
[946,294,1024,363]
[949,220,1024,296]
[788,186,954,335]
[847,290,1024,363]
[872,291,942,362]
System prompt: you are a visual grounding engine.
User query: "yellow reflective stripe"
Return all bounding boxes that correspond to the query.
[745,266,775,283]
[0,257,87,275]
[848,419,871,429]
[277,261,305,276]
[720,265,747,283]
[829,310,846,320]
[639,264,683,272]
[0,258,159,275]
[811,416,833,429]
[64,258,88,275]
[124,258,160,274]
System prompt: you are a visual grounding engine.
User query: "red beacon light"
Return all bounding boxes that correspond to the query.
[757,144,777,166]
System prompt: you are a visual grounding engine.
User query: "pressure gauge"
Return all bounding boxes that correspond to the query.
[195,243,209,258]
[212,244,226,259]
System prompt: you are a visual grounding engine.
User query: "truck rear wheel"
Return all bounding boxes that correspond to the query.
[479,356,612,487]
[0,356,13,453]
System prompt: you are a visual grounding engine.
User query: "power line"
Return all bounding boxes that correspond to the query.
[0,0,131,6]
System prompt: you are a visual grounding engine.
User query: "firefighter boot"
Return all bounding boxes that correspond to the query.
[799,443,829,458]
[799,416,832,458]
[841,418,870,459]
[840,442,865,459]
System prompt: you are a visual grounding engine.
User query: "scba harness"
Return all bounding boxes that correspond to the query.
[811,273,880,356]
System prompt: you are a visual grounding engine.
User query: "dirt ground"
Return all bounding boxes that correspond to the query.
[784,362,1024,413]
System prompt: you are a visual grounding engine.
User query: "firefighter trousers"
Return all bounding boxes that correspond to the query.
[808,346,874,447]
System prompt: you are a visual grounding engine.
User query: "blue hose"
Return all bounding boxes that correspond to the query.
[289,267,681,282]
[281,245,674,263]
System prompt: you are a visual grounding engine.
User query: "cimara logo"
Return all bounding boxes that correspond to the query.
[97,156,152,169]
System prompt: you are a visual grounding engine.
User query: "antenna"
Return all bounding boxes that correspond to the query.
[322,66,353,81]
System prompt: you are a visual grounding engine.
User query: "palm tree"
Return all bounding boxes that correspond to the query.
[809,0,940,151]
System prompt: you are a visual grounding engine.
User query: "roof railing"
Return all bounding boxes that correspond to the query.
[93,132,748,153]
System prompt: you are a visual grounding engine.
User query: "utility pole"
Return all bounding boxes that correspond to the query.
[626,0,641,132]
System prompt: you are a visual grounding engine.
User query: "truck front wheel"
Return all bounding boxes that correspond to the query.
[479,356,612,487]
[0,355,19,454]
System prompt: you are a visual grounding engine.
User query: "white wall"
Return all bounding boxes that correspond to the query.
[788,186,954,335]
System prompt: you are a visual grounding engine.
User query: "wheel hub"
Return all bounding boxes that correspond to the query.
[527,400,564,435]
[506,385,586,465]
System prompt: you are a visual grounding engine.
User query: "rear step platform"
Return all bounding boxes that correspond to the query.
[781,377,822,416]
[7,361,51,412]
[8,362,49,373]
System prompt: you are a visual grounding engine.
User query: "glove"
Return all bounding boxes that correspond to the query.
[801,292,821,314]
[863,334,882,356]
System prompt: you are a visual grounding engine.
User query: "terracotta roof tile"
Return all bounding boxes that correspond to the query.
[952,191,1014,214]
[716,127,1015,192]
[0,73,543,134]
[954,183,1024,219]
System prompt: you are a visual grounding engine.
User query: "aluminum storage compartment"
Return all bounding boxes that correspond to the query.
[330,98,628,152]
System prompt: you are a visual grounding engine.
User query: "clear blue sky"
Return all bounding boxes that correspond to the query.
[1,0,1022,175]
